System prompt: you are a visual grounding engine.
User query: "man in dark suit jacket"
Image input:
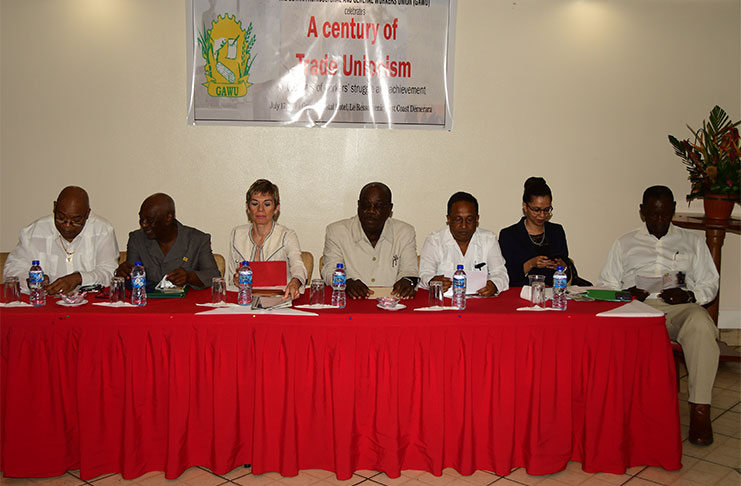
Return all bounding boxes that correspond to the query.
[115,193,220,288]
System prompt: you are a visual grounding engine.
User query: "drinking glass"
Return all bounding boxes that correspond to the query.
[109,277,126,303]
[528,274,546,308]
[310,279,325,305]
[3,276,21,303]
[212,277,227,304]
[428,280,444,308]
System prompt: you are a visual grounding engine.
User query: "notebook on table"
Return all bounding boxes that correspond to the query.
[228,261,288,293]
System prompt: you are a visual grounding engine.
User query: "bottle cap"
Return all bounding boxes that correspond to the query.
[32,260,40,265]
[557,265,564,271]
[242,261,248,266]
[457,264,464,270]
[337,263,344,269]
[135,261,142,266]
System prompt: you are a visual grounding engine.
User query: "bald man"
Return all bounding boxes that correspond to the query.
[321,182,418,299]
[115,193,220,288]
[3,186,119,294]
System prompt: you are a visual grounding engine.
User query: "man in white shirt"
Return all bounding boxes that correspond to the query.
[321,182,418,299]
[419,192,508,296]
[598,185,719,446]
[3,186,119,295]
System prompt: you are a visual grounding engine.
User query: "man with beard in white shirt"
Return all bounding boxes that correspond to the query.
[3,186,119,295]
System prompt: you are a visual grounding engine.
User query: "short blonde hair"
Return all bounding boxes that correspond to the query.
[246,179,280,206]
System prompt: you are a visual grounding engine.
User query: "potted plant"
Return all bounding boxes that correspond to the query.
[669,105,740,220]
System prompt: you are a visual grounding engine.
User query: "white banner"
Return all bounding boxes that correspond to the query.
[187,0,456,129]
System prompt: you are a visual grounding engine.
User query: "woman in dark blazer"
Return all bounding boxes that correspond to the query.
[499,177,571,287]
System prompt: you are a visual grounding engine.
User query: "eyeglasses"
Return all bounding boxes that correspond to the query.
[54,213,86,227]
[526,203,553,215]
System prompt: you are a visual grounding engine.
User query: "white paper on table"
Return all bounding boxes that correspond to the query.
[92,302,138,308]
[295,304,340,310]
[368,286,394,298]
[566,286,593,296]
[596,300,665,318]
[519,286,554,302]
[156,275,177,290]
[196,306,317,316]
[0,301,32,307]
[516,306,560,311]
[227,284,285,293]
[443,271,487,298]
[413,306,459,311]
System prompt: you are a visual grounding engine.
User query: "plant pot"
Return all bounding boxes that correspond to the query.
[703,194,737,220]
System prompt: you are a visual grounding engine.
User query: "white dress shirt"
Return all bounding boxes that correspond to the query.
[3,214,119,291]
[419,227,509,293]
[321,215,418,286]
[227,222,307,287]
[598,224,719,305]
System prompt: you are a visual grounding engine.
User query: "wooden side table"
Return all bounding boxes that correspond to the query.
[672,213,740,323]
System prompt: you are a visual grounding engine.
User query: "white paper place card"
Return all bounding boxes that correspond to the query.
[295,304,340,310]
[92,302,138,308]
[413,306,458,311]
[196,307,317,316]
[596,300,665,318]
[0,301,32,307]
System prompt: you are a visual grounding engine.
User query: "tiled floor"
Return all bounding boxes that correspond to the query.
[2,362,738,486]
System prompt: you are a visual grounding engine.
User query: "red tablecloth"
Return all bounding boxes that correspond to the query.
[0,288,681,480]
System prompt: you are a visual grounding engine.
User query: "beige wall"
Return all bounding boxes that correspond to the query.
[1,0,739,323]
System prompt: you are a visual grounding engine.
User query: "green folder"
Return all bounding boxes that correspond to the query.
[146,286,189,299]
[586,289,632,302]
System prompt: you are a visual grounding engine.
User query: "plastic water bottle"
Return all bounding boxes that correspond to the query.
[552,265,567,311]
[29,260,46,306]
[452,264,467,310]
[331,263,346,308]
[237,261,253,306]
[131,261,147,306]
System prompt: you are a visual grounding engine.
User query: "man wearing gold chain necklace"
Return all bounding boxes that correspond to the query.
[3,186,119,295]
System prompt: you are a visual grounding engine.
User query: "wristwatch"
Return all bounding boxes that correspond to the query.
[402,276,419,287]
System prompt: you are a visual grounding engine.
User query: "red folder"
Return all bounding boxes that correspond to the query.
[249,261,287,287]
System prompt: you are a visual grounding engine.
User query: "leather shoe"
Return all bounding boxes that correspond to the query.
[688,403,713,446]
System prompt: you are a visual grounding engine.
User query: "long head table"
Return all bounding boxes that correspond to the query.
[0,288,681,480]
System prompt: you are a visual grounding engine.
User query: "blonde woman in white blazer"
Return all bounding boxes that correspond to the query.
[227,179,307,299]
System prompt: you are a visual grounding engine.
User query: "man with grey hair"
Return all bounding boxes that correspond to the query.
[3,186,119,294]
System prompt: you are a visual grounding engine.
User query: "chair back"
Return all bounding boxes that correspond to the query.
[0,252,8,281]
[301,251,314,280]
[213,253,226,277]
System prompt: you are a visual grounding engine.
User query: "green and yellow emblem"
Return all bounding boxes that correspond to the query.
[198,14,255,97]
